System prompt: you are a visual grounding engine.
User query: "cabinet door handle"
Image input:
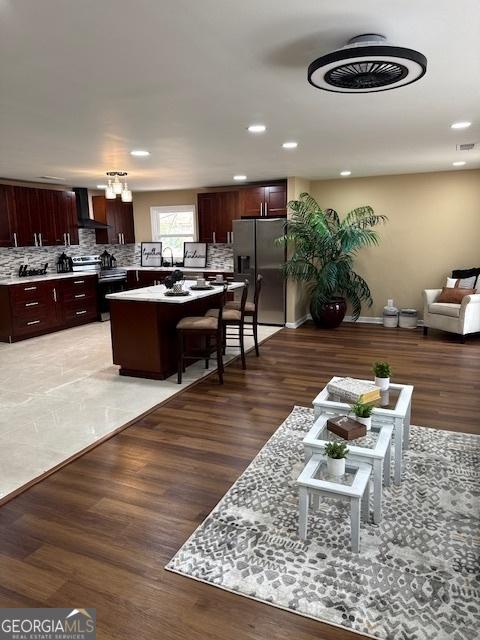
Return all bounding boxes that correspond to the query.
[33,233,38,246]
[76,310,87,315]
[212,231,216,243]
[13,232,18,247]
[135,270,139,282]
[27,320,41,326]
[53,288,57,302]
[24,286,37,291]
[75,293,86,298]
[38,232,43,247]
[260,203,263,216]
[73,280,85,284]
[25,301,39,307]
[63,233,67,246]
[67,232,71,245]
[118,233,121,244]
[265,202,268,216]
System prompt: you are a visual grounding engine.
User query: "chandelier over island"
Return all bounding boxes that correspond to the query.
[105,171,132,202]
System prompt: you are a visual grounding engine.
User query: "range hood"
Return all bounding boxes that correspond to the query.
[73,187,110,229]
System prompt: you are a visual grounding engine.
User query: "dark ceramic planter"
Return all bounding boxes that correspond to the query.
[311,297,347,328]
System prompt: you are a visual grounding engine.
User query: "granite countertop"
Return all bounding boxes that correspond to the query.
[125,266,234,273]
[106,280,243,304]
[0,271,96,286]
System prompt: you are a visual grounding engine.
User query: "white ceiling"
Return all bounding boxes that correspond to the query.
[1,0,479,191]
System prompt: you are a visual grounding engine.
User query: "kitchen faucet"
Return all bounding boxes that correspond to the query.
[162,246,174,267]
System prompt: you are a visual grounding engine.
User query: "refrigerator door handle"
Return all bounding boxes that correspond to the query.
[265,201,268,216]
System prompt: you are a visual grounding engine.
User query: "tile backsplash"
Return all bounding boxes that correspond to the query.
[0,230,233,278]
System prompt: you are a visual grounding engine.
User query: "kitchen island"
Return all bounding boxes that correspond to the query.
[106,280,243,379]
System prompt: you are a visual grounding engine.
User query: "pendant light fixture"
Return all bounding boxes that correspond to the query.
[105,179,116,200]
[104,172,131,201]
[121,182,132,203]
[308,34,427,93]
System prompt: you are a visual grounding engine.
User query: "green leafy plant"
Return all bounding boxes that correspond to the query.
[324,441,349,459]
[373,361,392,378]
[352,402,373,418]
[277,193,387,320]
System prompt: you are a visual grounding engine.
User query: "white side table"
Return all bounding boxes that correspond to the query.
[296,455,372,553]
[312,378,413,485]
[303,414,392,524]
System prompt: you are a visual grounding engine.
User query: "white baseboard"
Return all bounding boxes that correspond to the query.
[285,314,310,329]
[286,314,424,328]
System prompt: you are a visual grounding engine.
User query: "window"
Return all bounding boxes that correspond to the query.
[150,205,197,259]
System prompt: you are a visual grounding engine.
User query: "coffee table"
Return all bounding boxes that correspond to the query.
[296,455,371,553]
[312,377,413,485]
[303,414,392,524]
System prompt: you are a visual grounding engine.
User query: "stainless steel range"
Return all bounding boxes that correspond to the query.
[72,255,127,320]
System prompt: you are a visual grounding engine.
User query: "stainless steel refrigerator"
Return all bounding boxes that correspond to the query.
[233,218,286,325]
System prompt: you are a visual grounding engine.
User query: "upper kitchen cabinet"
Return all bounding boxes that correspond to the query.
[0,184,79,247]
[240,182,287,218]
[197,190,239,243]
[0,185,17,247]
[93,196,135,245]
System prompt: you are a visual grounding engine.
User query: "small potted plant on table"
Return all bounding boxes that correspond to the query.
[351,401,373,430]
[324,442,349,477]
[373,361,391,391]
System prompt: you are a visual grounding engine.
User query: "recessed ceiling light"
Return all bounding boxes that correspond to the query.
[97,184,108,189]
[451,121,471,130]
[233,175,247,181]
[282,141,298,149]
[340,170,351,176]
[130,149,150,156]
[452,161,466,166]
[247,124,266,133]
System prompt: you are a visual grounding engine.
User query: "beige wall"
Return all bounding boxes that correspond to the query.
[132,189,201,242]
[310,169,480,318]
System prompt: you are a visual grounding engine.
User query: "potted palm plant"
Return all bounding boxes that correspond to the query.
[324,442,349,477]
[279,193,387,327]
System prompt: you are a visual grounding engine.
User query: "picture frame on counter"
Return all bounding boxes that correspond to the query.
[183,242,207,268]
[141,242,163,267]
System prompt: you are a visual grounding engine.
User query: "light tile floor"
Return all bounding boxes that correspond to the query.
[0,321,280,500]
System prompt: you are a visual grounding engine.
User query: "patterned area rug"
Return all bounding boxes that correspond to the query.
[166,406,480,639]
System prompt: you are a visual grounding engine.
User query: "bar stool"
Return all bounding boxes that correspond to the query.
[205,280,249,369]
[225,274,262,356]
[176,284,227,385]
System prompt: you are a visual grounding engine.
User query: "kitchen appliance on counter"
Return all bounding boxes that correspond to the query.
[233,218,286,325]
[72,255,127,321]
[18,263,49,277]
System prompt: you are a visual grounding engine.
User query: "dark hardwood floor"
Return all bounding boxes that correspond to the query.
[0,324,479,640]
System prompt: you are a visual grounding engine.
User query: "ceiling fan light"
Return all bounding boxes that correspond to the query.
[308,34,427,93]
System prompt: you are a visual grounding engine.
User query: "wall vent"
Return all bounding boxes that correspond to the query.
[456,143,477,151]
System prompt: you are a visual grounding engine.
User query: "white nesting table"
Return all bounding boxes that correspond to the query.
[312,377,413,485]
[303,414,392,524]
[297,455,372,553]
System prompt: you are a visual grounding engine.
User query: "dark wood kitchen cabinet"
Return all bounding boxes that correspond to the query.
[92,196,135,245]
[240,183,287,218]
[0,185,17,247]
[0,274,98,342]
[0,184,79,247]
[197,190,239,243]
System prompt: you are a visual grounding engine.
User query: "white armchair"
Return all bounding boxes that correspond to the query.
[423,289,480,342]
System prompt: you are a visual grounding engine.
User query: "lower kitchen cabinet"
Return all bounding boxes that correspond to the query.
[126,270,169,289]
[0,275,98,342]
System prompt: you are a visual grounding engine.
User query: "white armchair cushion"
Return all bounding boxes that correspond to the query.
[428,302,461,318]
